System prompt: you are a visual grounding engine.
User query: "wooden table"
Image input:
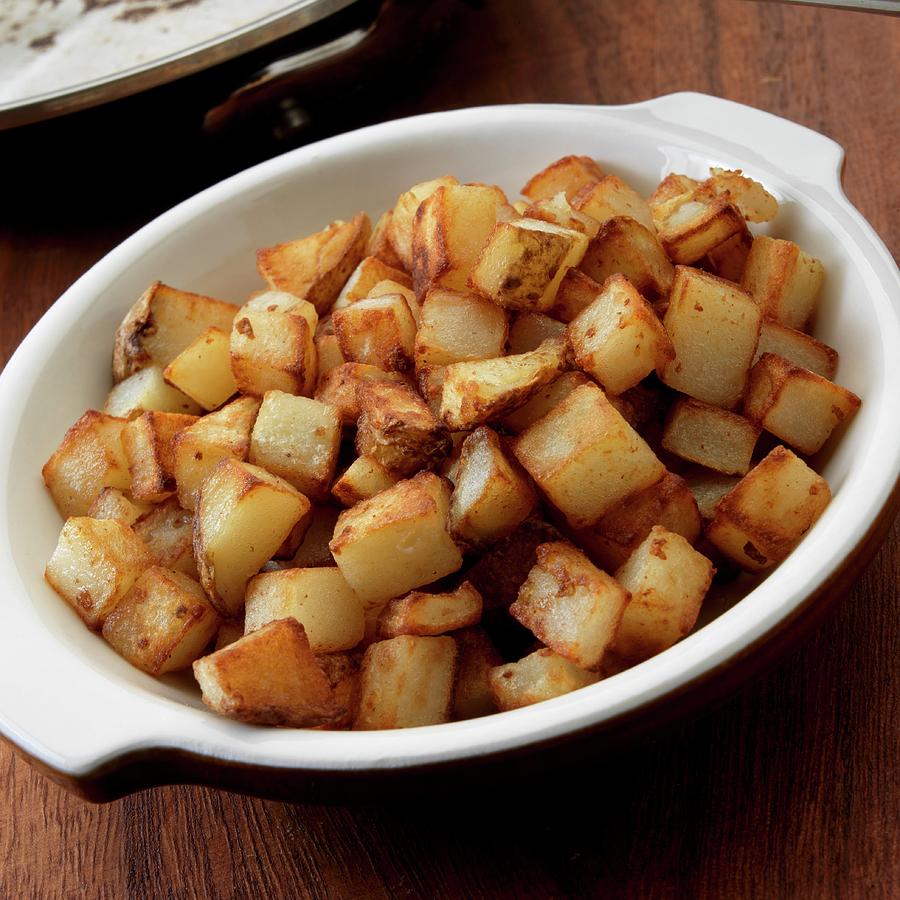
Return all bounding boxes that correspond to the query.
[1,1,897,896]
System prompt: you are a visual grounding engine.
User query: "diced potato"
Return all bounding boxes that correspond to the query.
[489,648,599,711]
[335,255,411,308]
[314,651,362,729]
[754,320,838,380]
[256,213,371,314]
[102,567,220,675]
[331,455,399,506]
[355,379,451,477]
[449,426,536,547]
[507,312,567,355]
[502,371,591,434]
[520,155,605,202]
[550,268,602,323]
[571,471,702,572]
[315,330,344,380]
[214,618,244,651]
[87,488,151,525]
[414,288,508,367]
[567,273,674,395]
[230,295,318,397]
[172,395,260,511]
[354,635,458,729]
[660,266,762,409]
[389,176,459,270]
[607,381,665,430]
[522,191,600,237]
[647,173,700,229]
[744,353,860,454]
[701,168,779,223]
[377,581,483,638]
[163,327,237,411]
[272,511,315,561]
[329,471,463,607]
[368,209,407,270]
[706,445,831,571]
[578,216,674,301]
[42,410,131,518]
[509,541,629,669]
[704,228,753,284]
[244,567,365,652]
[610,526,715,664]
[658,198,747,265]
[45,517,152,629]
[570,175,655,232]
[291,504,342,568]
[412,183,511,297]
[366,278,422,325]
[122,411,199,502]
[194,459,312,617]
[248,391,341,500]
[133,498,198,577]
[469,219,588,312]
[112,281,238,383]
[741,235,825,330]
[680,467,740,521]
[512,383,665,528]
[104,365,201,419]
[193,618,341,726]
[331,292,416,373]
[440,337,567,431]
[314,362,408,426]
[452,626,502,719]
[662,397,760,476]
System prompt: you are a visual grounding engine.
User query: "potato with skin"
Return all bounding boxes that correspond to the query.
[377,582,483,638]
[87,487,152,525]
[133,497,198,577]
[102,567,221,675]
[520,155,605,202]
[122,410,199,502]
[256,213,371,314]
[194,618,341,727]
[163,326,237,411]
[388,176,460,270]
[112,281,238,383]
[314,362,408,426]
[331,292,417,373]
[753,320,838,380]
[104,365,202,419]
[453,626,503,719]
[490,649,599,710]
[331,455,399,507]
[45,517,153,629]
[570,175,656,232]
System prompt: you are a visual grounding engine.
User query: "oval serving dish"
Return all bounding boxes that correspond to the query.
[0,93,898,802]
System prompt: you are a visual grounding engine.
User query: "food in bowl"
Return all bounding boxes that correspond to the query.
[40,155,860,731]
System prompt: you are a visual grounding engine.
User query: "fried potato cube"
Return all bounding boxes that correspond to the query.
[522,191,600,237]
[502,371,591,433]
[368,209,407,270]
[549,268,602,323]
[706,445,831,571]
[452,626,502,719]
[331,292,416,373]
[412,183,511,297]
[520,155,605,202]
[704,227,753,284]
[172,395,260,511]
[133,498,198,577]
[162,326,237,411]
[469,219,588,312]
[214,618,244,651]
[329,471,463,606]
[507,311,567,355]
[449,426,536,547]
[248,391,341,500]
[754,320,838,380]
[571,471,702,572]
[104,365,202,419]
[335,255,411,308]
[512,383,665,528]
[123,411,199,503]
[414,288,508,367]
[230,295,318,397]
[193,618,340,727]
[87,488,152,525]
[354,634,458,729]
[510,541,629,670]
[570,174,656,232]
[662,397,760,476]
[194,459,311,617]
[112,281,238,383]
[439,337,567,430]
[314,362,407,426]
[578,216,675,301]
[45,517,152,629]
[567,273,674,395]
[377,581,483,638]
[658,198,746,265]
[611,526,715,664]
[744,353,860,455]
[489,648,599,711]
[331,455,399,506]
[102,567,220,675]
[741,235,825,330]
[648,173,701,228]
[681,467,740,521]
[701,167,779,223]
[257,213,371,314]
[244,567,365,652]
[291,504,342,568]
[315,330,344,380]
[42,410,131,518]
[389,176,459,270]
[416,364,447,416]
[366,278,422,325]
[660,266,762,409]
[356,380,451,477]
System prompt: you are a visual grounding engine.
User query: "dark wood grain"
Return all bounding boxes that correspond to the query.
[1,1,897,897]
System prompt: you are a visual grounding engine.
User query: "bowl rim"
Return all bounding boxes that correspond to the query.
[1,93,898,793]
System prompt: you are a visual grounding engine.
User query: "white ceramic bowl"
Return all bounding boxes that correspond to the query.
[1,94,898,800]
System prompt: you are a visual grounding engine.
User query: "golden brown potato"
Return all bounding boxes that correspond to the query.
[133,497,198,577]
[86,487,152,526]
[658,198,747,265]
[256,213,371,314]
[647,173,701,228]
[214,618,245,651]
[549,268,602,323]
[102,567,220,675]
[699,168,779,223]
[112,281,238,383]
[520,155,605,202]
[522,191,600,237]
[331,292,417,373]
[122,410,199,503]
[331,455,399,507]
[290,504,342,568]
[570,174,656,232]
[489,648,599,710]
[754,320,838,380]
[681,467,741,521]
[368,210,407,270]
[162,326,237,411]
[452,626,503,719]
[315,329,345,380]
[388,176,460,270]
[377,582,483,638]
[314,362,408,426]
[506,312,567,355]
[501,371,591,434]
[334,255,411,308]
[104,365,202,419]
[704,227,753,284]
